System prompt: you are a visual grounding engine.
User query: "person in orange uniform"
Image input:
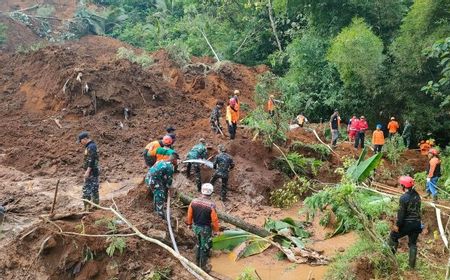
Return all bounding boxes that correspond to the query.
[186,183,220,271]
[419,140,431,156]
[226,98,239,139]
[387,117,399,139]
[267,95,275,116]
[143,138,164,167]
[426,148,441,202]
[372,124,385,153]
[233,90,240,111]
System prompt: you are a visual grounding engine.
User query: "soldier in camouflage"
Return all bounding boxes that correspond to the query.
[146,154,177,218]
[186,138,207,192]
[78,131,100,211]
[210,144,234,201]
[210,101,224,134]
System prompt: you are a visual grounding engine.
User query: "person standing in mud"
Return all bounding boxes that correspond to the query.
[186,138,207,192]
[210,101,224,134]
[389,176,422,269]
[226,98,239,140]
[210,144,234,201]
[186,183,220,272]
[78,132,100,211]
[329,109,341,148]
[425,148,441,202]
[146,154,177,218]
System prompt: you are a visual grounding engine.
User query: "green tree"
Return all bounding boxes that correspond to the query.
[327,18,385,91]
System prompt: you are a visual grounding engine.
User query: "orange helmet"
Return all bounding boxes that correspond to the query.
[162,135,173,146]
[399,176,414,188]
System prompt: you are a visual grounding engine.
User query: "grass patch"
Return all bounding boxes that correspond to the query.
[290,141,331,160]
[116,47,153,68]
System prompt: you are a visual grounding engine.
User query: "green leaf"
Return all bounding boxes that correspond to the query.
[346,148,382,182]
[233,239,271,260]
[213,230,260,251]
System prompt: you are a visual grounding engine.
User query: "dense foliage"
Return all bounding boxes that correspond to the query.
[91,0,450,144]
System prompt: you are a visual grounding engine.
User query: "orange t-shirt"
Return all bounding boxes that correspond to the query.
[226,105,239,123]
[372,130,385,145]
[267,99,274,111]
[387,121,399,133]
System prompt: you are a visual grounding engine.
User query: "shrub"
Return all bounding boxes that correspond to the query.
[270,177,313,208]
[290,141,331,160]
[166,42,191,67]
[383,134,406,165]
[16,42,47,54]
[273,152,323,177]
[116,47,153,68]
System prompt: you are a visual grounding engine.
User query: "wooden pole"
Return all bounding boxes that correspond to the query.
[50,179,60,215]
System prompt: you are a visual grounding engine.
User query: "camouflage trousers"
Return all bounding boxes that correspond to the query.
[193,225,213,269]
[186,163,202,192]
[82,176,99,204]
[210,173,228,200]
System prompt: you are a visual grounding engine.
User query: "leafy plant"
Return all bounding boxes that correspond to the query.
[273,152,323,177]
[290,141,331,160]
[346,148,383,183]
[166,42,191,66]
[116,47,153,68]
[237,267,259,280]
[16,42,47,54]
[106,236,126,257]
[270,177,313,208]
[383,134,406,165]
[143,266,172,280]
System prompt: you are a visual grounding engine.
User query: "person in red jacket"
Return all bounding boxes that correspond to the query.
[348,115,358,142]
[355,116,368,149]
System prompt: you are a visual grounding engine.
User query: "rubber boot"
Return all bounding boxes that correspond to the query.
[388,239,398,254]
[409,246,417,269]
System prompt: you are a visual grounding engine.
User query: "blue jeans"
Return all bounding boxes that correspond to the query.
[426,176,439,197]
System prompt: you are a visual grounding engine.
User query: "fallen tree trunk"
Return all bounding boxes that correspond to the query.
[178,192,270,237]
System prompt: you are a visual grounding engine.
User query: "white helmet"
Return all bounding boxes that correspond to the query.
[201,183,214,195]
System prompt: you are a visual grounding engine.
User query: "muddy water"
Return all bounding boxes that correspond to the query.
[210,202,358,280]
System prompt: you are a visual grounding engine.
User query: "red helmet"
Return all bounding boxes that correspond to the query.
[399,176,414,188]
[229,98,237,106]
[162,135,173,146]
[429,148,439,156]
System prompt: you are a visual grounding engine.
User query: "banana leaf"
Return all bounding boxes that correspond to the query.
[213,230,271,260]
[346,148,382,182]
[231,239,271,260]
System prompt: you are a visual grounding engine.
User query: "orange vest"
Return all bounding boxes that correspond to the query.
[226,105,239,123]
[387,121,399,133]
[145,140,161,156]
[372,130,385,145]
[267,99,274,111]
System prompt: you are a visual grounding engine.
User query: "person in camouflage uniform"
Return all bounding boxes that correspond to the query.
[186,138,208,192]
[146,154,177,218]
[210,101,224,134]
[186,183,220,272]
[210,144,234,201]
[78,131,100,211]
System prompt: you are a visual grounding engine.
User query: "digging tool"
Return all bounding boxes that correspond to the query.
[214,122,225,136]
[50,179,60,216]
[183,159,214,169]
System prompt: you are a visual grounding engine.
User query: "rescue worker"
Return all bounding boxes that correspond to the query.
[146,154,178,217]
[186,138,208,192]
[329,109,341,148]
[267,95,275,117]
[210,101,224,134]
[296,113,308,127]
[232,90,240,111]
[355,116,368,149]
[372,124,385,153]
[426,148,441,202]
[387,117,399,139]
[210,145,234,201]
[78,131,100,211]
[166,126,176,144]
[419,140,431,156]
[226,98,239,140]
[402,120,412,148]
[154,136,175,162]
[347,115,357,142]
[389,176,422,269]
[186,183,220,271]
[143,138,164,167]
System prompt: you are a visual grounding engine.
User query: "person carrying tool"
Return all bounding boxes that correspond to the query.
[389,176,422,269]
[347,115,358,142]
[210,101,224,135]
[77,131,100,211]
[210,144,234,201]
[387,117,399,139]
[296,113,308,127]
[372,124,385,153]
[226,98,239,140]
[186,183,220,271]
[146,154,178,218]
[425,148,441,202]
[329,109,341,148]
[402,120,412,148]
[355,116,368,149]
[186,138,208,192]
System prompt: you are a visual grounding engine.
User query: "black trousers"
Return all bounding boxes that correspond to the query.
[228,122,237,139]
[355,132,365,148]
[210,173,228,199]
[374,145,383,153]
[389,221,422,249]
